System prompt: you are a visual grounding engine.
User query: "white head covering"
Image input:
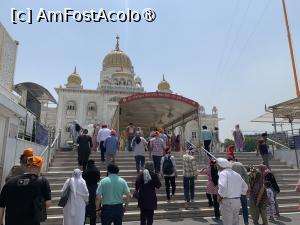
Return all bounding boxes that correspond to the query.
[143,162,154,184]
[217,158,232,169]
[143,169,152,184]
[61,169,89,216]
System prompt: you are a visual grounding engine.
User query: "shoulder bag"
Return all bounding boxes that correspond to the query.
[58,178,71,207]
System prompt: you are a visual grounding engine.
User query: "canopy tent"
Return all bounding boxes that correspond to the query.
[269,97,300,121]
[14,82,57,104]
[112,92,200,136]
[251,112,300,124]
[251,97,300,136]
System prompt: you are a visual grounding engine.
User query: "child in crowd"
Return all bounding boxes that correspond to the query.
[265,181,275,221]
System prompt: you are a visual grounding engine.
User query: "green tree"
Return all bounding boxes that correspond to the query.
[224,138,235,149]
[244,136,257,152]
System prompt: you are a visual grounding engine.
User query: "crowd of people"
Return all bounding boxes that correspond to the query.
[0,122,299,225]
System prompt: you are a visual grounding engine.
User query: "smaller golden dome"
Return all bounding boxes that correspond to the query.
[67,67,82,85]
[158,74,170,91]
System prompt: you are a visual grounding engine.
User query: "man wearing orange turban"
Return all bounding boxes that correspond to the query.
[27,155,44,169]
[0,155,52,225]
[5,147,34,182]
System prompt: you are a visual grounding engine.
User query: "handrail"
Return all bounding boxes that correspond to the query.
[40,129,61,172]
[268,137,299,169]
[40,132,60,158]
[185,140,217,160]
[267,138,290,149]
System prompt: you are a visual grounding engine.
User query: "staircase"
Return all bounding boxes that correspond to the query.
[42,151,300,224]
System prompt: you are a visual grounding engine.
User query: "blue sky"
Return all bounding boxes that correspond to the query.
[1,0,299,140]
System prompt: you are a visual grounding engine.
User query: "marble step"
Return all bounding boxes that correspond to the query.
[42,203,300,225]
[49,188,300,198]
[46,196,300,215]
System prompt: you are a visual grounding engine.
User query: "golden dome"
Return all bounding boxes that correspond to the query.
[158,74,170,91]
[67,67,82,85]
[102,36,133,70]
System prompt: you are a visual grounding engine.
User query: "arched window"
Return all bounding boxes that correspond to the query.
[212,106,218,115]
[109,96,121,102]
[65,124,71,132]
[87,102,97,117]
[119,78,126,86]
[127,80,132,86]
[66,101,76,116]
[113,79,119,85]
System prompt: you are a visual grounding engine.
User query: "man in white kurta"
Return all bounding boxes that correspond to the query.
[62,169,89,225]
[217,158,248,225]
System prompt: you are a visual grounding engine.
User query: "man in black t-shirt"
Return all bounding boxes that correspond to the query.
[0,156,51,225]
[256,132,270,168]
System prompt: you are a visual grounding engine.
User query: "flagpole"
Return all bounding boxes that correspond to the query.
[281,0,300,97]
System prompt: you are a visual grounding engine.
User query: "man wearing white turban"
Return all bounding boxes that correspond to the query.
[217,158,248,225]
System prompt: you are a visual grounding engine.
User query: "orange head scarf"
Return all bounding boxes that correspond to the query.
[27,156,43,169]
[23,147,34,157]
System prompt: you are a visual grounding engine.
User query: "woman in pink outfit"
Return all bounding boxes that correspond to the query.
[199,160,220,219]
[233,124,245,152]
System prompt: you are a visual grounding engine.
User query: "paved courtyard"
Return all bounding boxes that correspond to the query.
[122,213,300,225]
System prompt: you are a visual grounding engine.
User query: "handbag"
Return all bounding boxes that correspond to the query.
[268,148,273,159]
[132,190,139,199]
[58,179,71,207]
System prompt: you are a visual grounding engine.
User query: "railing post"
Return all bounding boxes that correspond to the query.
[294,148,299,169]
[58,129,61,149]
[271,143,275,159]
[46,128,52,172]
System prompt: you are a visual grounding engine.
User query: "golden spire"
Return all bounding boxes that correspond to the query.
[115,35,120,51]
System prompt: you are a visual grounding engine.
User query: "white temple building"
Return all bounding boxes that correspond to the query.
[52,36,143,145]
[41,36,219,146]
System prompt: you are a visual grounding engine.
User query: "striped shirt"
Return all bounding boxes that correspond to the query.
[149,137,166,156]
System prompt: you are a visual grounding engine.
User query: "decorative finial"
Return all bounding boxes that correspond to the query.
[163,74,165,81]
[74,66,77,74]
[115,35,120,51]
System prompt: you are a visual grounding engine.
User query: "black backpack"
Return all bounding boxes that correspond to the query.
[163,156,174,175]
[75,123,81,132]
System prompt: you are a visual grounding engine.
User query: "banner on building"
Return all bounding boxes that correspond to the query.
[294,135,300,149]
[25,111,35,136]
[35,122,48,146]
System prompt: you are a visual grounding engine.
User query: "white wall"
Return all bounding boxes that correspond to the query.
[0,23,18,92]
[0,84,47,186]
[274,148,300,169]
[1,137,46,186]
